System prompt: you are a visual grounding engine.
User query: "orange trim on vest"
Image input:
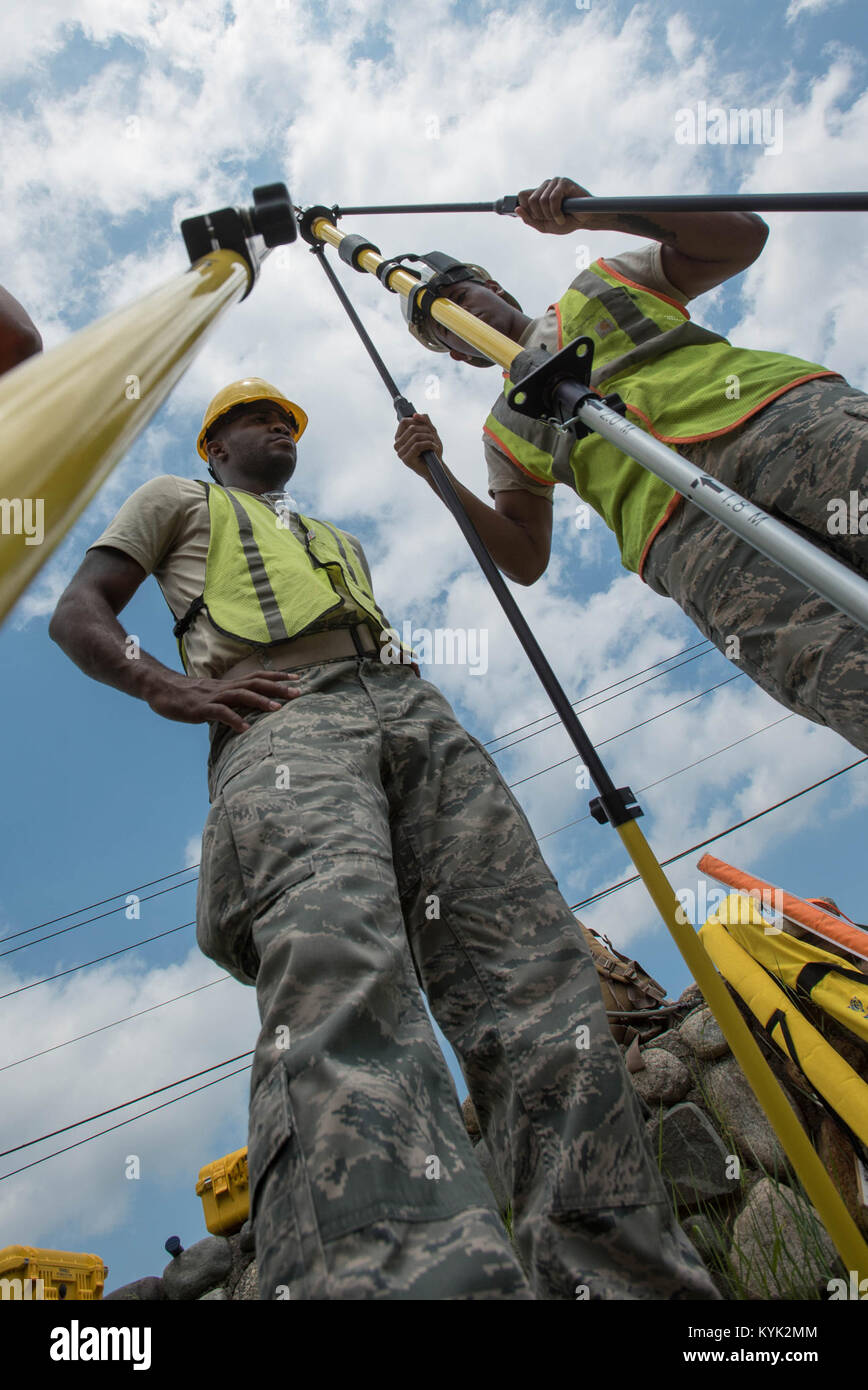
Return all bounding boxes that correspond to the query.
[555,301,564,351]
[596,258,690,318]
[483,425,555,486]
[624,371,842,445]
[638,491,684,580]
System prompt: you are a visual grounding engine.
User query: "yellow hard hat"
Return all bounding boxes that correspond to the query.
[197,378,308,459]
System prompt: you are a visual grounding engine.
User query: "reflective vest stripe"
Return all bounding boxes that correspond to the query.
[223,487,290,642]
[596,256,691,316]
[572,273,669,347]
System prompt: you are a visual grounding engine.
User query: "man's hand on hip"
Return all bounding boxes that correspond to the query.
[146,669,302,733]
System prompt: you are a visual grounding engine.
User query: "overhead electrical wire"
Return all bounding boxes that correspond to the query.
[0,879,200,958]
[0,977,228,1073]
[0,865,199,946]
[2,755,863,1181]
[0,1064,253,1182]
[0,1050,254,1159]
[509,672,744,788]
[486,639,712,748]
[3,643,721,955]
[538,713,795,841]
[569,756,867,913]
[0,922,194,1000]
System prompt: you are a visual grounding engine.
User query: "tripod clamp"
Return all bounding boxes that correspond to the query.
[506,337,628,438]
[180,183,296,299]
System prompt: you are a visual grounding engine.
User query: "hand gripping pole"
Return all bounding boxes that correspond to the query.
[303,207,868,1280]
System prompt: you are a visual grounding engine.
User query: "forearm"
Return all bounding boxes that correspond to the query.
[50,593,176,702]
[422,463,541,584]
[599,210,768,264]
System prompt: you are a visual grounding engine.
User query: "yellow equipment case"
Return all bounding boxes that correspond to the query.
[0,1245,107,1300]
[196,1146,250,1235]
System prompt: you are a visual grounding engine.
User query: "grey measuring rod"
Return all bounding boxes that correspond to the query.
[506,341,868,633]
[581,393,868,631]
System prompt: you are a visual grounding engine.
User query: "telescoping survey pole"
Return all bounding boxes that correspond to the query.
[300,205,868,1279]
[0,184,296,626]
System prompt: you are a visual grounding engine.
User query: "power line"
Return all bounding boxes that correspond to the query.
[487,640,713,750]
[0,865,199,946]
[3,759,862,1180]
[0,922,194,1000]
[0,977,228,1073]
[0,1051,254,1159]
[0,1064,252,1182]
[2,643,715,947]
[569,756,867,913]
[538,713,794,841]
[0,879,199,958]
[508,673,744,788]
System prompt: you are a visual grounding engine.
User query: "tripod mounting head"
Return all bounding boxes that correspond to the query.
[180,182,296,299]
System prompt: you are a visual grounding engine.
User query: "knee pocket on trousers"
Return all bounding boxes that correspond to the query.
[248,1062,326,1298]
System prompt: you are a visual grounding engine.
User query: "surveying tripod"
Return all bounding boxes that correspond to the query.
[1,180,867,1277]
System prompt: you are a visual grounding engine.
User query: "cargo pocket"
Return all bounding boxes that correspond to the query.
[219,728,317,921]
[247,1061,328,1299]
[196,798,260,986]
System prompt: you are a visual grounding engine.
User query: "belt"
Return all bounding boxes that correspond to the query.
[222,623,380,680]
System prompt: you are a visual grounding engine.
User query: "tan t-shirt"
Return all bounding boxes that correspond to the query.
[87,476,378,679]
[484,243,691,499]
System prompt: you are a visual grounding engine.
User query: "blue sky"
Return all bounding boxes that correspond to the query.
[0,0,866,1294]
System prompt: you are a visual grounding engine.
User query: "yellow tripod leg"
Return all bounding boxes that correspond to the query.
[0,250,249,626]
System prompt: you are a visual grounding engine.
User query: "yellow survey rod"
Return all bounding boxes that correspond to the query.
[619,819,868,1280]
[312,218,521,371]
[312,211,868,1279]
[0,249,250,625]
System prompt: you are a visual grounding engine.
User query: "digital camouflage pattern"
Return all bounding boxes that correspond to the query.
[643,377,868,754]
[196,657,719,1300]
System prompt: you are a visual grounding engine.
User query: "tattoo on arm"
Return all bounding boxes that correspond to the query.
[611,214,678,244]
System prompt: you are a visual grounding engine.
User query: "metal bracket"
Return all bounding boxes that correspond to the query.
[180,183,296,300]
[588,787,644,828]
[506,338,628,437]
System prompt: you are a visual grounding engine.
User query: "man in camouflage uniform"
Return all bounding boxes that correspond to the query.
[394,176,868,755]
[49,382,718,1301]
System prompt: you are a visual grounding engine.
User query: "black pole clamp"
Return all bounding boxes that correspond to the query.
[506,338,628,438]
[180,183,296,300]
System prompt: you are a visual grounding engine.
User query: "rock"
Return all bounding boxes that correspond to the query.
[703,1057,790,1174]
[630,1048,691,1107]
[462,1095,482,1145]
[224,1229,256,1299]
[816,1115,868,1237]
[677,984,703,1010]
[161,1236,233,1301]
[729,1177,838,1298]
[198,1286,229,1300]
[680,1007,729,1061]
[475,1137,509,1213]
[652,1102,742,1207]
[104,1276,166,1301]
[239,1220,256,1254]
[650,1028,695,1068]
[233,1262,259,1300]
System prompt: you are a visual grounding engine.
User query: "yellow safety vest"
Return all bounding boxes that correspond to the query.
[174,482,397,671]
[484,258,839,575]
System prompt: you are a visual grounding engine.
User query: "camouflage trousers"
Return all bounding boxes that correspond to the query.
[196,656,718,1301]
[643,376,868,754]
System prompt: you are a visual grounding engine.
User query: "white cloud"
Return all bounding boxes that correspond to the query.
[785,0,846,22]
